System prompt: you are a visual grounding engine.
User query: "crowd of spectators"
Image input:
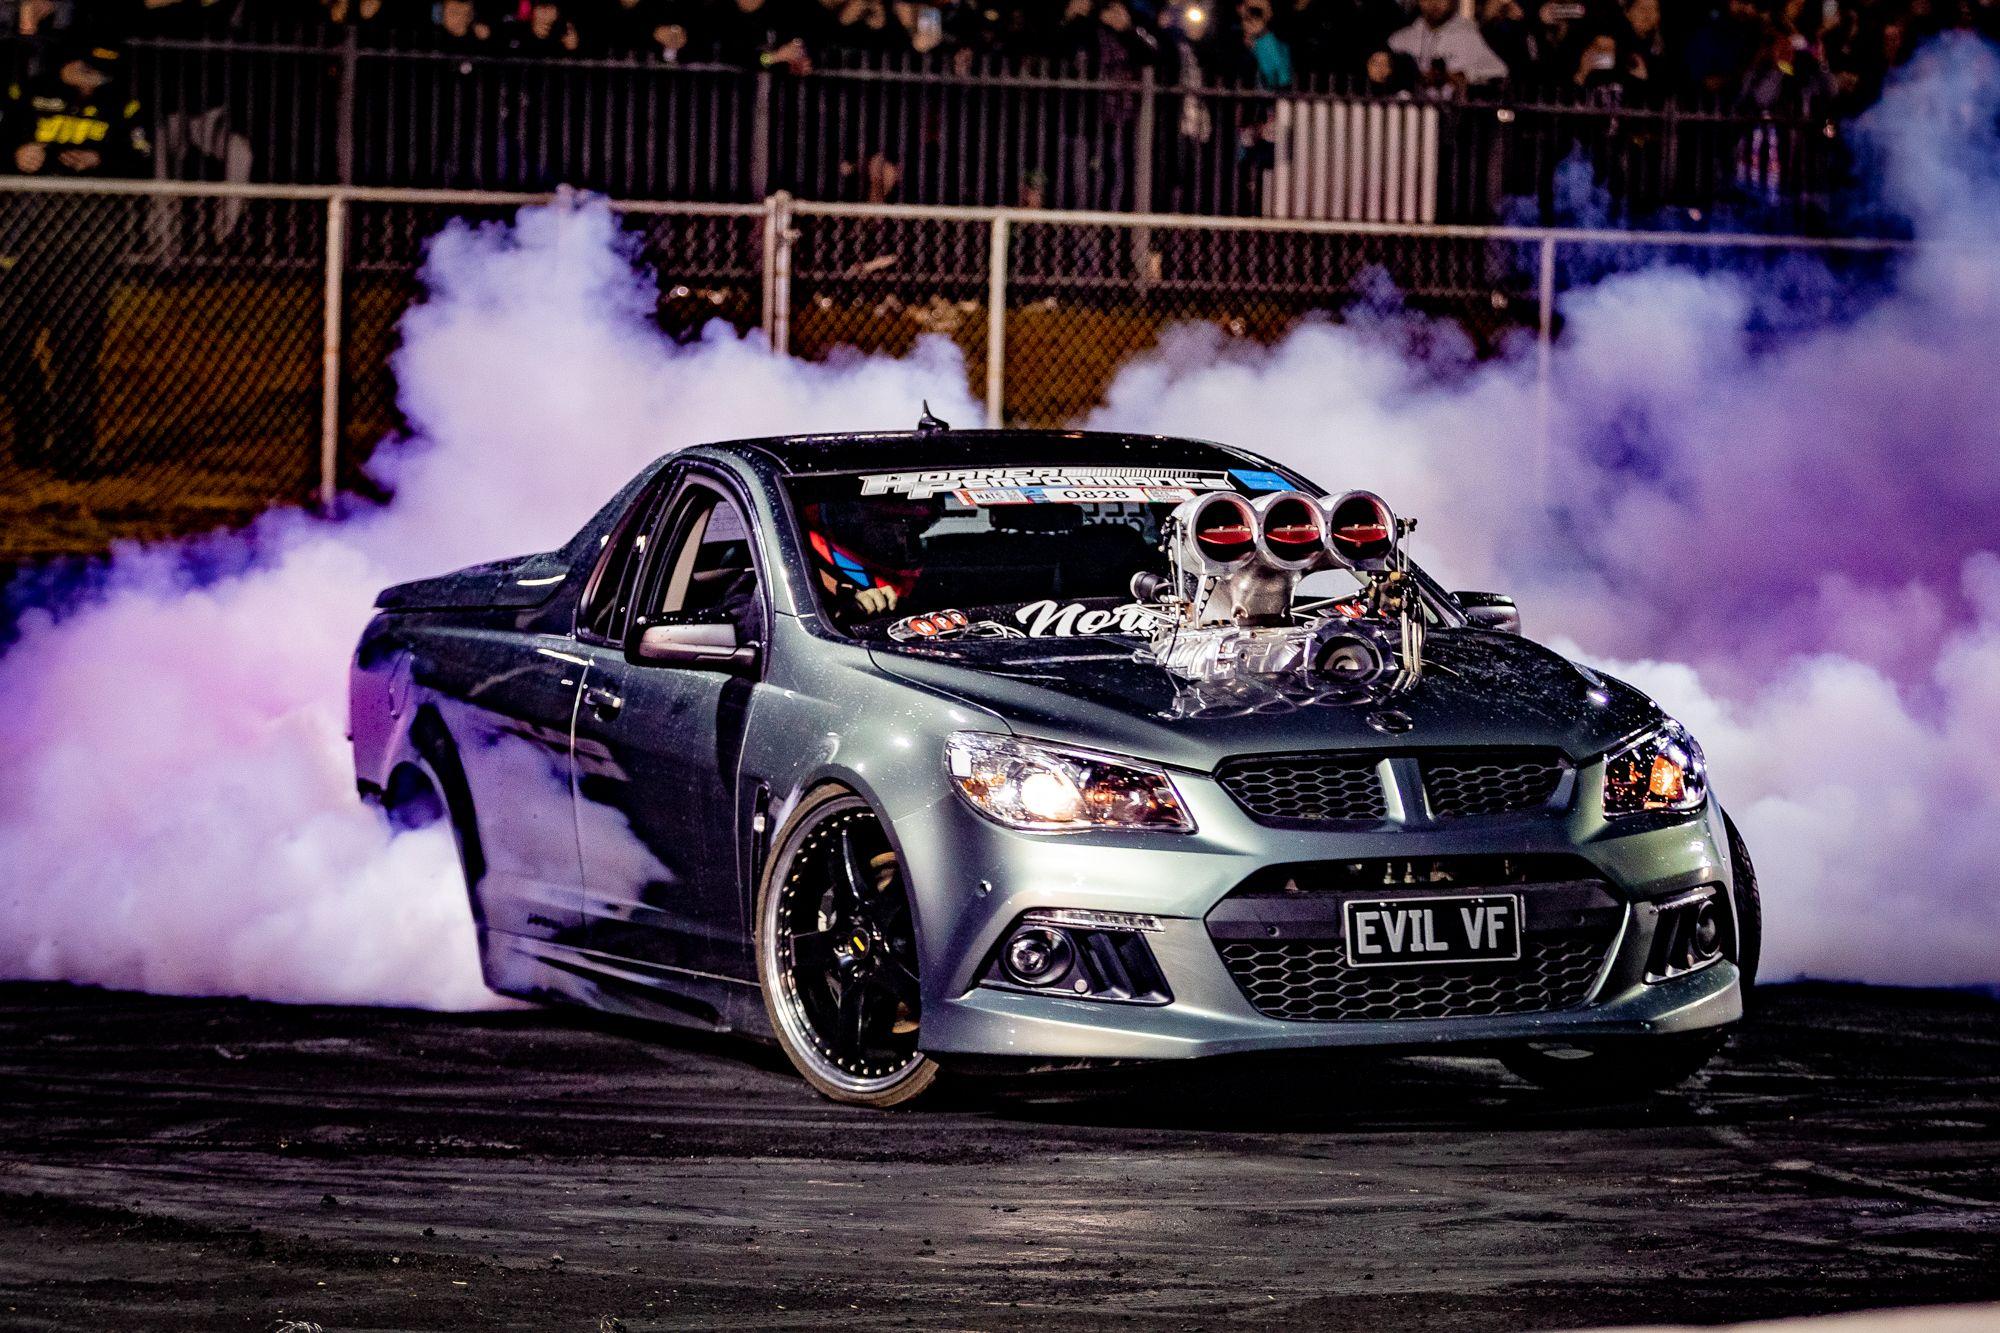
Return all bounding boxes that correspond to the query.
[8,0,1997,113]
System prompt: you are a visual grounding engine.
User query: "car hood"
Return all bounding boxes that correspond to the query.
[868,630,1660,772]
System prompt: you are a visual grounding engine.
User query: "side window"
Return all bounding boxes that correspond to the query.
[576,474,677,644]
[640,485,764,636]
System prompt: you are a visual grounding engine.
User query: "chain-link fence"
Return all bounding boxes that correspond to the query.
[0,178,1905,562]
[3,33,1863,229]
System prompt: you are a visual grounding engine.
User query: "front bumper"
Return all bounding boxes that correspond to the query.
[888,758,1742,1061]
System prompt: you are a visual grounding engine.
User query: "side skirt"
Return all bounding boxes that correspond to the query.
[482,930,775,1041]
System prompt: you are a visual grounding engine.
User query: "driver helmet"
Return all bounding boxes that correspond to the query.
[802,498,936,599]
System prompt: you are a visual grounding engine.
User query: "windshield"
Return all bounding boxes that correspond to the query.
[784,462,1375,638]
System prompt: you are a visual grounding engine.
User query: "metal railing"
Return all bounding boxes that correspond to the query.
[0,178,1904,562]
[2,35,1857,228]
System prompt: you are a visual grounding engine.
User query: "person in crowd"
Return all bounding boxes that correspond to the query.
[1016,165,1046,206]
[10,0,69,33]
[894,1,948,56]
[1232,0,1294,88]
[493,0,578,187]
[319,0,406,40]
[435,0,491,47]
[1572,27,1640,97]
[9,0,70,87]
[1390,0,1510,91]
[503,0,579,56]
[837,148,901,198]
[1056,0,1156,208]
[1520,0,1601,86]
[1478,0,1546,84]
[1622,0,1668,82]
[3,41,150,184]
[1733,20,1837,202]
[621,0,696,63]
[426,0,490,186]
[710,0,812,71]
[1736,19,1837,112]
[1361,43,1417,93]
[1837,8,1911,109]
[1221,0,1288,217]
[825,0,907,57]
[128,0,251,250]
[0,40,149,473]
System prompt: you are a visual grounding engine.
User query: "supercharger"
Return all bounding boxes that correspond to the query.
[1128,489,1427,688]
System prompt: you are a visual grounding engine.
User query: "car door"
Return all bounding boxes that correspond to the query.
[570,474,766,1003]
[448,466,681,947]
[423,629,591,947]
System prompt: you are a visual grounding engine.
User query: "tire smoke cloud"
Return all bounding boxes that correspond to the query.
[0,205,978,1008]
[1091,37,2000,986]
[1,43,1995,1005]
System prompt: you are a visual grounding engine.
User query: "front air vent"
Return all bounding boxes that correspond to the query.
[1421,751,1567,819]
[1218,928,1613,1022]
[1215,754,1388,825]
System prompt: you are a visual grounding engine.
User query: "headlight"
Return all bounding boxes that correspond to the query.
[944,733,1194,833]
[1601,719,1707,816]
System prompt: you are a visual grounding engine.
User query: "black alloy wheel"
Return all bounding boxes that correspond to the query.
[756,790,939,1106]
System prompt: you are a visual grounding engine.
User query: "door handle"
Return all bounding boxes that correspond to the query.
[584,685,624,719]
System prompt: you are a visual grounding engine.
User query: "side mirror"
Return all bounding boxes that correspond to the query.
[1453,591,1521,635]
[628,616,760,671]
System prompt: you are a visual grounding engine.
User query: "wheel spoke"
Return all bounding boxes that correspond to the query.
[837,978,871,1052]
[875,886,911,932]
[878,958,920,1009]
[837,824,872,910]
[790,929,838,970]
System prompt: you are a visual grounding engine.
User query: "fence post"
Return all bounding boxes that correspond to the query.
[1131,67,1155,286]
[335,28,358,186]
[986,215,1009,428]
[762,191,794,355]
[319,192,349,513]
[1534,234,1556,500]
[750,69,773,200]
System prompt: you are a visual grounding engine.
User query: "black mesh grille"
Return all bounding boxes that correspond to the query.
[1422,751,1567,818]
[1215,754,1387,824]
[1218,929,1612,1022]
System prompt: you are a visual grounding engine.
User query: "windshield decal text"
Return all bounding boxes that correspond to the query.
[859,467,1232,500]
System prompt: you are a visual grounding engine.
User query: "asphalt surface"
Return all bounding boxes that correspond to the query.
[1,982,1996,1332]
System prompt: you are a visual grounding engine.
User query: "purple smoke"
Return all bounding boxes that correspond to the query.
[1,43,1997,1004]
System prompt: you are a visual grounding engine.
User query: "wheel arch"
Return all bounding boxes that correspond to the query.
[405,701,490,915]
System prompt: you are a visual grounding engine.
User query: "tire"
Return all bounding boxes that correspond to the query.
[1501,1031,1727,1097]
[1723,810,1762,994]
[755,787,941,1108]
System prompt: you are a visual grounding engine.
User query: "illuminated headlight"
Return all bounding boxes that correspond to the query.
[944,733,1194,833]
[1601,719,1707,816]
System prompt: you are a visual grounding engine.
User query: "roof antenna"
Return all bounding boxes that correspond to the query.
[916,401,950,434]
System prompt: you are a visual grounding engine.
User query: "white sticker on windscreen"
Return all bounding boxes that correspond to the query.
[860,467,1233,500]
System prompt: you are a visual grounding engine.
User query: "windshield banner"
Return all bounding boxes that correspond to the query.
[859,467,1234,500]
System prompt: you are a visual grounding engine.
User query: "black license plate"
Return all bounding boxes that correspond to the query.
[1342,893,1523,968]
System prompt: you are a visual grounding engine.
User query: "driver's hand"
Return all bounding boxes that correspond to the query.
[855,586,900,616]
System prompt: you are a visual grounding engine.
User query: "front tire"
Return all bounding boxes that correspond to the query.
[755,788,940,1107]
[1723,810,1762,993]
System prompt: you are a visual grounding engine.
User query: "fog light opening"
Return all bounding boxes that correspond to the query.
[1002,926,1074,987]
[1691,899,1723,964]
[1646,886,1732,982]
[983,913,1173,1004]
